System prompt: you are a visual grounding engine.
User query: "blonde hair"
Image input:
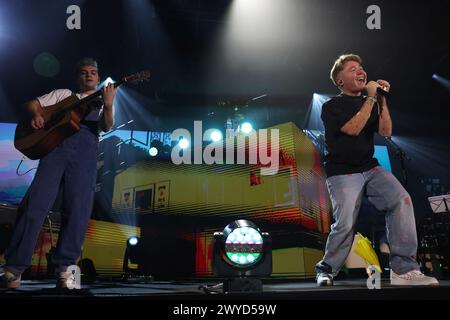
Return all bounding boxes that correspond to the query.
[330,54,362,86]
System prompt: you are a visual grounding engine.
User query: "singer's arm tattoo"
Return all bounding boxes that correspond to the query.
[340,99,375,136]
[378,97,392,137]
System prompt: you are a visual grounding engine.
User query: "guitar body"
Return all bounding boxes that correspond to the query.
[14,95,91,160]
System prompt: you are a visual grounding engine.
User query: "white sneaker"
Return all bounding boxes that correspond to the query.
[56,271,79,290]
[0,271,21,289]
[316,272,334,286]
[390,270,439,286]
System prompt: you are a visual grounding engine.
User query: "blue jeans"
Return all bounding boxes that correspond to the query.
[316,166,419,275]
[5,127,98,275]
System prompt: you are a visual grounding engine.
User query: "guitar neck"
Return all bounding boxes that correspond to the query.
[81,79,125,103]
[52,69,149,118]
[70,79,124,110]
[74,79,125,109]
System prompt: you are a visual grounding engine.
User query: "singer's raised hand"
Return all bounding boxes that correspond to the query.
[376,79,390,92]
[365,81,381,97]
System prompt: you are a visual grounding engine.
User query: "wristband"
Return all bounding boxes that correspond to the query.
[367,96,377,103]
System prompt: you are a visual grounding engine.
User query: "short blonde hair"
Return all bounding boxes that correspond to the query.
[330,54,362,86]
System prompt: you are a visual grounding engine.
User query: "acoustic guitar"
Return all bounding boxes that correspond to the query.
[14,70,150,160]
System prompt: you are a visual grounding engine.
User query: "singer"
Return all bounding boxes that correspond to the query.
[315,54,438,286]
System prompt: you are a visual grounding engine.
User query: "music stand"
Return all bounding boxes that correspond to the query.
[428,195,450,213]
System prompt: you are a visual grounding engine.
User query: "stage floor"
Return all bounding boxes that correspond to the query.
[1,278,449,300]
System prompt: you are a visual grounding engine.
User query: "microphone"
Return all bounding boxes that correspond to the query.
[377,86,390,97]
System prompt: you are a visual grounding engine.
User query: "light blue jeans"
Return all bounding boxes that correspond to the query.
[316,166,420,275]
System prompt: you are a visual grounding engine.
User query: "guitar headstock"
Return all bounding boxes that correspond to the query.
[122,70,151,85]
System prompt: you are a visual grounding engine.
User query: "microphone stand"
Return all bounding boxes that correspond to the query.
[385,136,410,186]
[377,87,411,185]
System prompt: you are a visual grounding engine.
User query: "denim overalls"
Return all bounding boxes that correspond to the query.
[5,101,100,275]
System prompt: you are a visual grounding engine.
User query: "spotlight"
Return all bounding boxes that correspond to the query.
[149,147,158,157]
[149,139,163,157]
[303,93,330,131]
[105,77,115,85]
[212,220,272,293]
[123,236,142,274]
[432,73,450,90]
[178,138,190,149]
[210,130,223,142]
[128,236,139,246]
[240,122,253,134]
[98,77,115,89]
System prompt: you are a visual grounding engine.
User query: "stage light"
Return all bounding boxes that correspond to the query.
[224,224,264,267]
[148,139,164,158]
[212,220,272,293]
[240,122,253,134]
[210,130,223,142]
[105,77,115,85]
[432,73,450,90]
[98,77,115,89]
[178,138,190,149]
[123,236,142,274]
[149,147,158,157]
[128,236,139,246]
[303,93,330,131]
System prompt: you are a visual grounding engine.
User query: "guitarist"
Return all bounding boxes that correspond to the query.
[1,58,115,289]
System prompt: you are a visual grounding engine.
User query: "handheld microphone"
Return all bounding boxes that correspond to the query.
[374,86,389,116]
[377,86,390,97]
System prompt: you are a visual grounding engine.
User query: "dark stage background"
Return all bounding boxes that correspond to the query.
[0,0,449,224]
